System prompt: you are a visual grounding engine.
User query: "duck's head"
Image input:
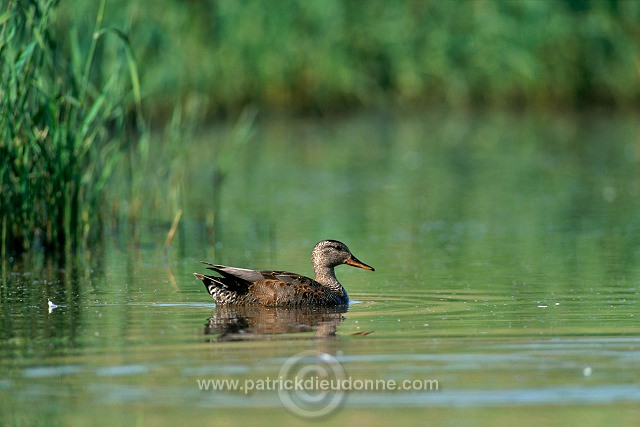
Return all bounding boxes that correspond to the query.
[311,240,375,271]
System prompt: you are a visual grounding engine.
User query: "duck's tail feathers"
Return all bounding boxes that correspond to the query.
[193,272,252,303]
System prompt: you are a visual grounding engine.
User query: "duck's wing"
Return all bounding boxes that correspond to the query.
[200,262,264,282]
[258,270,317,286]
[200,261,316,286]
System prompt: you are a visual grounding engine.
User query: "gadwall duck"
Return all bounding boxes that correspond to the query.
[194,240,374,306]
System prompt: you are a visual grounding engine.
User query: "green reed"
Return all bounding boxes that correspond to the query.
[0,0,142,258]
[55,0,640,117]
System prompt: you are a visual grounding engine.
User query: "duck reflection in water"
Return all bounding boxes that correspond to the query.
[204,305,348,341]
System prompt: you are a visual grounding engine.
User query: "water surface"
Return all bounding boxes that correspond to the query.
[2,112,640,425]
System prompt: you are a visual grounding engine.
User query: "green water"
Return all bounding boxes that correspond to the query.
[2,112,640,426]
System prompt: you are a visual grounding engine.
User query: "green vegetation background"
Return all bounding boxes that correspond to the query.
[2,0,640,257]
[58,0,640,116]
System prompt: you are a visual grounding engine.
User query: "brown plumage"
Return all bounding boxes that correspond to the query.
[194,240,374,306]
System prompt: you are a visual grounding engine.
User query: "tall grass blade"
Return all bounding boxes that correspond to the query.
[0,0,144,258]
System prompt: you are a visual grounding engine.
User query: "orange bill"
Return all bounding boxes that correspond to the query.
[345,255,375,271]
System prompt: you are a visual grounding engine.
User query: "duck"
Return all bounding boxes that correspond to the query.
[194,240,374,306]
